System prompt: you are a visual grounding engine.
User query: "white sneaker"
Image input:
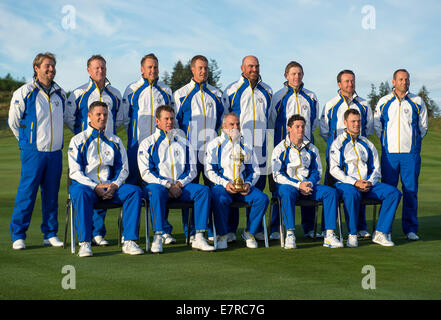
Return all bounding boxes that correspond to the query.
[92,235,109,246]
[216,235,228,250]
[406,232,420,241]
[323,233,344,248]
[357,230,371,239]
[192,234,215,252]
[284,233,296,249]
[122,240,144,255]
[227,232,236,242]
[270,232,280,240]
[78,242,93,257]
[254,232,265,241]
[189,235,195,244]
[373,231,395,246]
[12,239,26,250]
[43,236,64,247]
[346,234,358,248]
[151,234,163,253]
[241,230,258,249]
[162,233,176,245]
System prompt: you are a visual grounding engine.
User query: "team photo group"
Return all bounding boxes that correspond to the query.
[7,51,428,257]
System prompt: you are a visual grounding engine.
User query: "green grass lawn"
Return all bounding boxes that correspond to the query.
[0,121,440,300]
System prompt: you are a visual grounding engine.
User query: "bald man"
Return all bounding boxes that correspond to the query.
[222,56,273,241]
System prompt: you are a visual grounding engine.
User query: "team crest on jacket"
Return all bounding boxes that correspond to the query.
[257,98,264,104]
[157,98,162,104]
[404,108,409,114]
[207,102,214,109]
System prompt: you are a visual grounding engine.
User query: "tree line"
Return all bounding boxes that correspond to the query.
[367,81,440,118]
[1,62,439,118]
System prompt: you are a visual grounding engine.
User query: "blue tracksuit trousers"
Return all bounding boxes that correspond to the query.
[144,183,211,234]
[381,152,420,234]
[69,183,142,242]
[335,182,401,235]
[211,184,269,236]
[10,149,62,242]
[275,184,338,231]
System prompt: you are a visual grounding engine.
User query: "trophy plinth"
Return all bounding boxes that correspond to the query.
[233,177,245,192]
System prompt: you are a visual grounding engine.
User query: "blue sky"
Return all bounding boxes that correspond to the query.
[1,0,440,110]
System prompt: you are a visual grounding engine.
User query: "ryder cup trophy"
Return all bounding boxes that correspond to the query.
[233,150,246,192]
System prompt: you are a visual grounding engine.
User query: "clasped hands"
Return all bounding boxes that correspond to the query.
[226,182,251,195]
[94,183,118,200]
[169,181,184,198]
[354,179,372,192]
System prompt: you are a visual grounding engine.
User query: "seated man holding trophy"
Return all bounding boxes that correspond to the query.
[204,112,269,249]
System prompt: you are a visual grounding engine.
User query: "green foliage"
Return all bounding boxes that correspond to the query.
[0,73,25,92]
[417,85,440,118]
[164,58,222,92]
[368,81,439,118]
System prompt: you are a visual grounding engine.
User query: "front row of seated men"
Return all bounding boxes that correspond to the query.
[68,102,401,257]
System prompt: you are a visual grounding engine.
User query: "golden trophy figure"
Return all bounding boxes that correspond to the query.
[233,151,246,192]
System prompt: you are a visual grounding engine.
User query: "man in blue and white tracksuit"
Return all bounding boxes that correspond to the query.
[137,105,214,253]
[374,69,428,240]
[271,114,342,249]
[64,55,123,246]
[330,109,401,247]
[119,53,174,186]
[8,53,66,250]
[173,55,224,239]
[319,70,373,238]
[64,55,122,136]
[68,101,143,257]
[204,112,269,249]
[268,61,319,239]
[222,56,272,240]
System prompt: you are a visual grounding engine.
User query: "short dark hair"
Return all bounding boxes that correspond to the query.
[155,105,175,119]
[393,69,409,80]
[344,108,360,120]
[287,114,306,127]
[87,54,106,68]
[337,69,355,83]
[190,55,208,68]
[141,53,158,66]
[285,61,304,75]
[89,101,108,113]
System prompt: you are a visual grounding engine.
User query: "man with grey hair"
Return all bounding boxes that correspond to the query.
[204,112,269,249]
[222,55,273,241]
[9,52,66,250]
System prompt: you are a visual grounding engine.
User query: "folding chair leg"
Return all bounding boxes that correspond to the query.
[144,199,149,252]
[186,207,192,246]
[118,208,123,248]
[263,213,269,248]
[70,202,75,254]
[277,201,284,248]
[212,212,217,250]
[372,205,377,235]
[337,204,343,243]
[313,207,319,242]
[63,199,70,249]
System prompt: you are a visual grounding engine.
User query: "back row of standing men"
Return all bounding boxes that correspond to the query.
[8,52,428,254]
